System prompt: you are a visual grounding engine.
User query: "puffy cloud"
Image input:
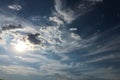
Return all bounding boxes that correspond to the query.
[0,22,82,54]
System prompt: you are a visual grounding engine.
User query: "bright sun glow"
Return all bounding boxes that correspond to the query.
[15,41,27,52]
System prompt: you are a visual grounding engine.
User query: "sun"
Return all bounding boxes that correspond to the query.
[15,41,27,52]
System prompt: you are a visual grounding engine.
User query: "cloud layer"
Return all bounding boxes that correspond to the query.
[0,0,120,80]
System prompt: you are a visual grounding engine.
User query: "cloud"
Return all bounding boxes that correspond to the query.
[1,24,22,30]
[0,21,82,54]
[0,54,10,60]
[54,0,76,23]
[49,16,64,25]
[0,1,119,80]
[54,0,99,23]
[84,54,119,64]
[0,1,100,55]
[0,55,11,64]
[15,56,41,63]
[6,54,74,78]
[83,67,120,80]
[82,26,120,57]
[8,4,22,11]
[0,10,109,80]
[27,33,41,44]
[69,28,77,31]
[88,0,103,2]
[0,65,39,76]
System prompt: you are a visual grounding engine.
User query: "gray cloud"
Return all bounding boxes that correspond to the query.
[1,24,22,31]
[27,33,41,44]
[83,67,120,80]
[0,65,39,76]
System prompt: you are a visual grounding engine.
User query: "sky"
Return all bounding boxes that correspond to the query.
[0,0,120,80]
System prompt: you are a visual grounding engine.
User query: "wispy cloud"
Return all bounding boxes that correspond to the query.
[0,65,39,76]
[88,0,103,2]
[83,67,120,80]
[54,0,99,23]
[82,26,120,57]
[84,54,119,64]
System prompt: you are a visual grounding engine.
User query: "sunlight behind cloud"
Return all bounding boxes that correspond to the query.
[14,41,27,52]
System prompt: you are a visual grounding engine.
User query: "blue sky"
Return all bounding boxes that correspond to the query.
[0,0,120,80]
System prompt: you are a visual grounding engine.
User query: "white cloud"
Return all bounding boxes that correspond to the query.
[49,16,63,25]
[82,29,120,57]
[71,33,81,40]
[54,0,76,23]
[54,0,99,23]
[69,28,77,31]
[84,54,117,63]
[15,56,40,63]
[8,4,22,11]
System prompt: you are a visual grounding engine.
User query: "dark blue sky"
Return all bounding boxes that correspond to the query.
[0,0,120,80]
